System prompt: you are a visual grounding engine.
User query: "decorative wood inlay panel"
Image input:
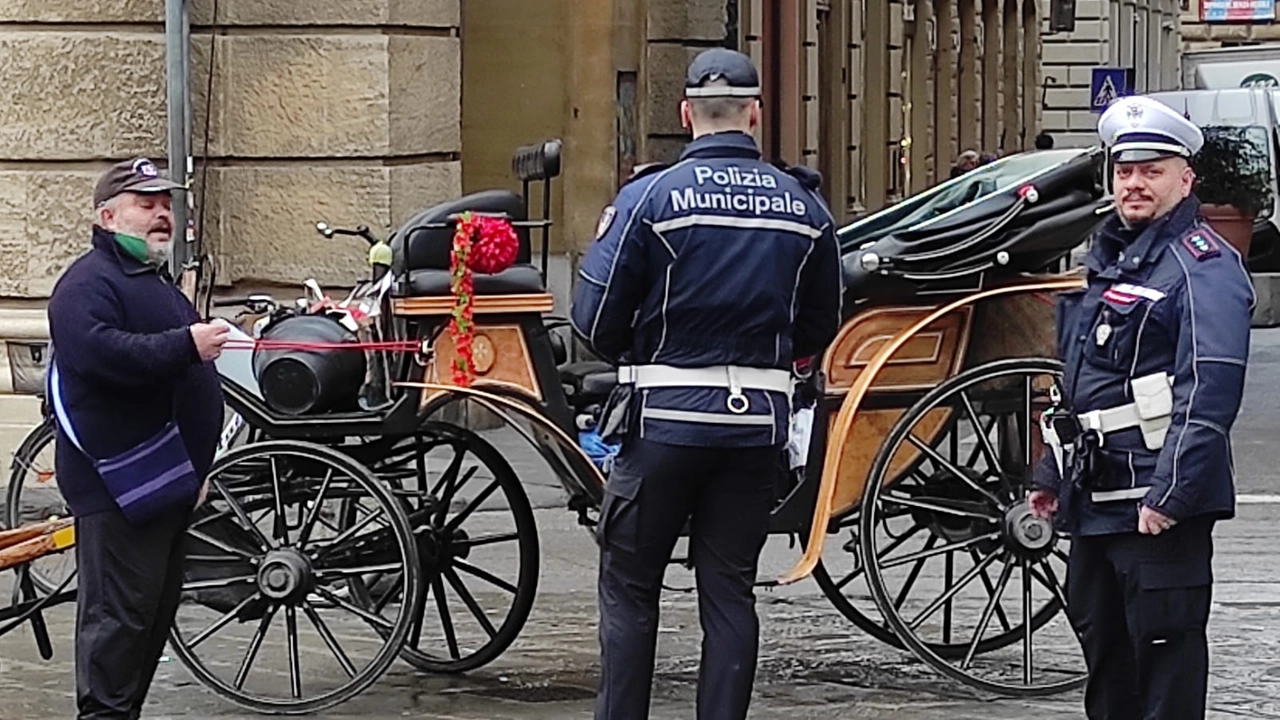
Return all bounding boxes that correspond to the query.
[823,305,973,393]
[828,407,953,517]
[393,293,555,316]
[418,323,543,407]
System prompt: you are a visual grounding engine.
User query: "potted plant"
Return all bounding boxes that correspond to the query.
[1191,125,1273,261]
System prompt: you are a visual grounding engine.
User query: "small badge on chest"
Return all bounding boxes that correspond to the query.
[1095,323,1113,346]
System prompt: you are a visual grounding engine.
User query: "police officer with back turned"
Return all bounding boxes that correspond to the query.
[1031,95,1254,719]
[570,48,844,720]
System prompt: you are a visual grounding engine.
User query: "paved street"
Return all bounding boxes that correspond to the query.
[2,330,1280,719]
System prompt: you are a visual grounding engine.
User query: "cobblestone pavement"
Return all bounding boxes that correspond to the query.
[1,329,1280,719]
[1,502,1278,720]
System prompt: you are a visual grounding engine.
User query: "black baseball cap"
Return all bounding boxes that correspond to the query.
[685,48,761,98]
[93,157,184,207]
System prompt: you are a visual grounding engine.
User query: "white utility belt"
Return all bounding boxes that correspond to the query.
[1042,372,1175,478]
[616,364,792,414]
[1076,372,1175,451]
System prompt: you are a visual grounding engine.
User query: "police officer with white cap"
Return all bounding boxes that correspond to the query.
[570,48,843,720]
[1030,95,1254,719]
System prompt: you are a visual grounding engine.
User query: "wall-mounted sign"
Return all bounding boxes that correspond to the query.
[1091,67,1134,113]
[1201,0,1276,22]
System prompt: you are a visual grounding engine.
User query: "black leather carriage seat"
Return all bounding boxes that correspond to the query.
[406,264,545,296]
[389,189,546,296]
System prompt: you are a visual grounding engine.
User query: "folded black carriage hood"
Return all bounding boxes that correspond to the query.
[837,147,1109,307]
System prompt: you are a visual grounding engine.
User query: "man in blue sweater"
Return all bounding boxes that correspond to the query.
[47,158,228,719]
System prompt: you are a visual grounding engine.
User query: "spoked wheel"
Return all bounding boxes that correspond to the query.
[346,422,540,674]
[860,358,1086,697]
[6,416,77,595]
[169,440,424,715]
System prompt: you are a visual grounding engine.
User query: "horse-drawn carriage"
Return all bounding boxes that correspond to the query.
[3,140,1107,714]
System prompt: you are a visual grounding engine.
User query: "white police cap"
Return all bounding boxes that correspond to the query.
[1097,95,1204,163]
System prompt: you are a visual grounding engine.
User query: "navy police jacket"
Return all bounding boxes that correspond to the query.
[570,131,844,447]
[1033,196,1253,535]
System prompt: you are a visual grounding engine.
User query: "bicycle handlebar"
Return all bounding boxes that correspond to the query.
[315,221,379,246]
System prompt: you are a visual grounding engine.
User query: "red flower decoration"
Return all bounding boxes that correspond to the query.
[447,212,519,387]
[468,215,519,275]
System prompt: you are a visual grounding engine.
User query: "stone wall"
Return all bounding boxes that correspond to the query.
[644,0,734,164]
[0,0,462,411]
[0,0,462,298]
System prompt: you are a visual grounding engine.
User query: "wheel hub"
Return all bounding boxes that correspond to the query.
[256,548,314,602]
[416,525,471,572]
[1002,501,1055,558]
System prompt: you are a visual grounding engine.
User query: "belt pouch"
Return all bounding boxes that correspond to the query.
[1130,373,1174,450]
[597,384,635,444]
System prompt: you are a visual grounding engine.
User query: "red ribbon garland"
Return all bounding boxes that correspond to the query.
[448,212,519,387]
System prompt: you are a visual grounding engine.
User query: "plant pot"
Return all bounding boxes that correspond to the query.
[1200,204,1256,260]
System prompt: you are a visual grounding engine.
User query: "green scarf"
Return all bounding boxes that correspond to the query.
[113,232,151,264]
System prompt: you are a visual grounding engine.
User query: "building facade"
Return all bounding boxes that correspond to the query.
[735,0,1048,212]
[0,0,1044,447]
[1040,0,1183,146]
[1181,0,1280,49]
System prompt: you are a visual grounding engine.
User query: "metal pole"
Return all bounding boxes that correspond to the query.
[165,0,192,281]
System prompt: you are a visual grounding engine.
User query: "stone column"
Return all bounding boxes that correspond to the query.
[934,0,956,176]
[981,0,1001,153]
[1021,0,1039,149]
[1002,0,1020,152]
[908,0,934,193]
[958,0,979,154]
[863,0,891,209]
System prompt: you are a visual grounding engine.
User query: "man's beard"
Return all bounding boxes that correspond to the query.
[1117,195,1178,230]
[147,240,172,266]
[116,221,173,265]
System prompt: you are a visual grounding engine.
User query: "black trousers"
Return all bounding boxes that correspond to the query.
[75,507,190,719]
[595,438,778,720]
[1066,516,1216,720]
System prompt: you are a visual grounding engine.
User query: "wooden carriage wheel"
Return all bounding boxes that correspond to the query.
[168,441,424,715]
[342,421,541,674]
[858,358,1087,696]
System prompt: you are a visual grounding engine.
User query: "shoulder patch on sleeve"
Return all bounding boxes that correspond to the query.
[594,205,617,240]
[1182,232,1220,261]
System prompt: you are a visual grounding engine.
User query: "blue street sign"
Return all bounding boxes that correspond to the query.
[1090,67,1133,113]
